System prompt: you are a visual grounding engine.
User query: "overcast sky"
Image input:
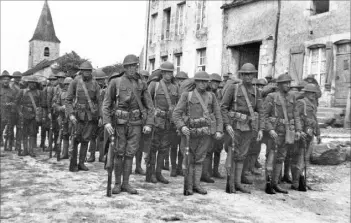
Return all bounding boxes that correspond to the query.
[1,0,147,74]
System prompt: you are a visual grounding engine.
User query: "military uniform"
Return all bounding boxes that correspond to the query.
[103,54,154,194]
[0,71,18,151]
[66,65,101,172]
[9,71,22,151]
[173,71,223,195]
[263,74,302,194]
[17,76,43,157]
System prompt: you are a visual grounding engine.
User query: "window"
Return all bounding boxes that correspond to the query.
[176,2,186,36]
[161,56,168,63]
[162,8,171,40]
[308,47,326,85]
[174,54,182,73]
[150,13,158,43]
[196,0,206,30]
[197,48,206,71]
[311,0,329,15]
[44,47,50,57]
[149,59,155,72]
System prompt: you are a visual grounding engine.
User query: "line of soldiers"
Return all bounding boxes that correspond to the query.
[1,54,321,196]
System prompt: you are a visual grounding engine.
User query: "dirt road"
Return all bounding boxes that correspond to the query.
[1,143,350,223]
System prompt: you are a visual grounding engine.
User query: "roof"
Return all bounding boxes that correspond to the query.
[29,0,60,43]
[22,59,56,76]
[221,0,259,10]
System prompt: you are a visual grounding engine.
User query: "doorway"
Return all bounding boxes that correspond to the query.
[237,41,261,77]
[334,42,351,107]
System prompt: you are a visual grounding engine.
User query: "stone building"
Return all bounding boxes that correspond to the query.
[28,0,60,70]
[143,0,223,76]
[221,0,350,108]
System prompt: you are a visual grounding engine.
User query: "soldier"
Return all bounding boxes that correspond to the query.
[38,79,49,150]
[103,54,154,194]
[140,70,150,82]
[0,71,18,151]
[45,74,58,153]
[53,77,73,160]
[17,76,43,157]
[222,73,230,84]
[206,73,224,180]
[66,61,101,172]
[293,84,321,191]
[221,63,264,194]
[146,62,179,183]
[174,71,188,86]
[173,71,223,195]
[263,73,302,194]
[265,75,273,84]
[10,71,22,151]
[87,69,108,163]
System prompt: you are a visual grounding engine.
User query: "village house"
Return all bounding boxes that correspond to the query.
[221,0,350,109]
[143,0,223,76]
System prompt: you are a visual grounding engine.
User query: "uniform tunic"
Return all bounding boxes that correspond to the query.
[0,85,18,138]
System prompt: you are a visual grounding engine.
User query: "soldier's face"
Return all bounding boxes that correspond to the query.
[176,78,186,85]
[305,91,316,101]
[58,77,65,85]
[241,73,254,84]
[28,82,37,90]
[50,80,58,86]
[64,84,69,91]
[124,64,138,76]
[2,77,10,87]
[14,77,21,83]
[257,85,264,90]
[195,80,209,92]
[82,70,92,81]
[279,82,291,93]
[162,71,173,82]
[210,81,220,90]
[223,76,229,82]
[97,79,105,88]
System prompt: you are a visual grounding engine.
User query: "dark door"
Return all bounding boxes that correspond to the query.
[335,42,351,107]
[238,42,261,78]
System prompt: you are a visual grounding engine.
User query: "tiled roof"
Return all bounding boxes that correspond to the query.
[22,59,56,76]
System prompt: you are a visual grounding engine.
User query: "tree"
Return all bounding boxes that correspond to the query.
[54,51,90,77]
[102,63,124,76]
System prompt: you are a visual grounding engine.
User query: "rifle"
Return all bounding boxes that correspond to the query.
[56,117,64,161]
[183,135,191,196]
[106,134,115,197]
[69,122,78,171]
[48,114,53,158]
[145,130,154,182]
[17,116,24,156]
[225,136,235,193]
[299,135,309,191]
[3,125,8,151]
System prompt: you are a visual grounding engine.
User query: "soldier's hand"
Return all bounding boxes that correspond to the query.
[105,123,114,136]
[181,126,190,136]
[69,115,77,125]
[269,130,278,141]
[226,125,235,139]
[143,125,152,134]
[257,130,263,141]
[316,135,322,144]
[215,132,222,140]
[295,131,301,141]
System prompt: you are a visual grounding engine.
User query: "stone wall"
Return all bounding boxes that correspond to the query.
[28,40,60,69]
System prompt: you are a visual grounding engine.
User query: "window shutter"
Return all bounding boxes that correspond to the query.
[175,7,179,36]
[325,41,334,90]
[288,44,305,84]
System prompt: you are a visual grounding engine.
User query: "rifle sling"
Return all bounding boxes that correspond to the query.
[131,80,145,112]
[278,93,289,127]
[240,85,255,118]
[27,90,38,111]
[194,89,210,117]
[160,79,173,110]
[79,79,95,113]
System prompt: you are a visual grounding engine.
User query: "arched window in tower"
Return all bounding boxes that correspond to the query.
[44,47,50,57]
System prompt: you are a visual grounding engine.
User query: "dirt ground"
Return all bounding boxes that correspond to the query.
[1,129,350,223]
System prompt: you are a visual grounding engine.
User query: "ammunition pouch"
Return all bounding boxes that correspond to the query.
[22,105,36,120]
[189,127,210,137]
[189,117,208,129]
[75,103,98,121]
[114,109,142,125]
[304,117,317,135]
[228,111,258,131]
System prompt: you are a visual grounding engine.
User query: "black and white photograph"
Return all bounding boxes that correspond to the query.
[0,0,350,222]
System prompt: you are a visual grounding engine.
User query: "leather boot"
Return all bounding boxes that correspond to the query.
[234,162,251,193]
[241,155,254,184]
[272,163,288,194]
[213,151,224,179]
[135,150,146,175]
[162,148,170,171]
[150,164,158,183]
[193,164,207,195]
[61,139,69,159]
[78,142,89,171]
[265,175,276,194]
[15,129,22,152]
[250,155,261,175]
[29,136,37,158]
[156,152,169,184]
[282,161,292,184]
[87,139,96,162]
[184,163,194,196]
[176,149,184,176]
[201,157,215,183]
[146,151,157,183]
[121,156,138,194]
[34,135,38,149]
[98,140,104,162]
[208,154,213,177]
[170,146,178,177]
[69,140,79,172]
[19,137,29,156]
[40,129,47,151]
[8,138,14,151]
[112,156,123,194]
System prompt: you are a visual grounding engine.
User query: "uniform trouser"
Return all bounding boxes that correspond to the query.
[232,130,254,162]
[150,128,171,172]
[290,138,311,186]
[243,136,261,176]
[115,124,142,158]
[8,112,21,149]
[263,132,275,179]
[180,135,212,164]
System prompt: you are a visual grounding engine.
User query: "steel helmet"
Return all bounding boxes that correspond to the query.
[41,80,48,86]
[123,54,139,66]
[93,69,107,80]
[48,74,57,80]
[223,73,230,78]
[12,71,22,77]
[64,77,73,85]
[55,72,66,78]
[27,75,38,83]
[256,78,267,86]
[238,63,258,74]
[276,73,293,83]
[1,70,11,78]
[160,61,175,72]
[290,82,304,89]
[302,83,319,93]
[79,61,93,70]
[219,81,225,89]
[194,71,210,81]
[306,74,315,80]
[175,71,188,79]
[210,73,222,82]
[140,70,150,77]
[265,74,273,80]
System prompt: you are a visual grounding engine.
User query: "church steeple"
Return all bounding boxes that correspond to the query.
[28,0,60,69]
[29,0,60,43]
